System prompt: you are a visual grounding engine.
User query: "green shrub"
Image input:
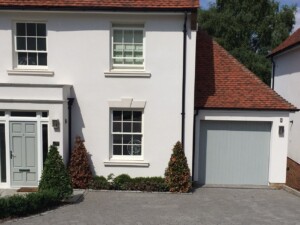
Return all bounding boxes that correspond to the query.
[89,176,110,190]
[165,141,192,193]
[0,190,61,219]
[39,145,73,199]
[69,136,93,189]
[113,174,132,190]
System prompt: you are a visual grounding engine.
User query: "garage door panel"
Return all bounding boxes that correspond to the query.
[199,121,271,185]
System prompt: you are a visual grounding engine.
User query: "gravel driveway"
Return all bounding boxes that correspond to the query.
[4,188,300,225]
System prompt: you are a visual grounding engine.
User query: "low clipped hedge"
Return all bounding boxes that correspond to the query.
[90,174,169,192]
[0,190,61,219]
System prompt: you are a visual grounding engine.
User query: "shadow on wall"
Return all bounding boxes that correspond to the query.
[70,88,96,175]
[193,29,216,185]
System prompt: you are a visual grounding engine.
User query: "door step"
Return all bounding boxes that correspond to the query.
[17,187,38,193]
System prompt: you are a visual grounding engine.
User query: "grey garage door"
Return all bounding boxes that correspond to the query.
[198,121,271,185]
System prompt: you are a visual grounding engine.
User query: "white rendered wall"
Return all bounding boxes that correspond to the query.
[0,11,196,178]
[194,110,290,184]
[273,48,300,164]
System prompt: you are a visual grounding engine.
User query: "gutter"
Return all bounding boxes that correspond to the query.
[67,98,75,164]
[271,57,275,90]
[181,12,188,149]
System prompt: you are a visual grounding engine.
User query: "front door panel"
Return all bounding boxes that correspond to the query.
[10,122,37,187]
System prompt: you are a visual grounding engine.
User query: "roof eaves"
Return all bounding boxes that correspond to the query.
[267,42,300,58]
[194,106,299,112]
[0,5,198,12]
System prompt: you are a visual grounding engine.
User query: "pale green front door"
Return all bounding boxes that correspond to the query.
[10,122,37,187]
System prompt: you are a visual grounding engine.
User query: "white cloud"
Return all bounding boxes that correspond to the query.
[293,7,300,32]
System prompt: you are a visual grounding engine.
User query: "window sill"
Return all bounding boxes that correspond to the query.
[7,69,55,76]
[104,160,150,167]
[104,71,151,78]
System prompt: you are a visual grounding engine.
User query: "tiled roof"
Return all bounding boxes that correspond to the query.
[0,0,199,10]
[270,28,300,57]
[194,30,297,111]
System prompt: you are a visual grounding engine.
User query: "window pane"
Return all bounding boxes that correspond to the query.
[123,145,132,155]
[113,145,122,155]
[27,23,36,36]
[113,122,121,132]
[134,59,144,65]
[123,135,132,144]
[113,59,123,64]
[135,44,143,51]
[16,37,26,50]
[38,53,47,66]
[114,44,123,51]
[113,135,122,144]
[132,135,142,143]
[37,24,46,36]
[42,111,48,117]
[113,51,123,57]
[0,124,6,183]
[124,51,133,58]
[132,145,141,155]
[37,38,46,51]
[133,112,142,121]
[123,123,131,132]
[28,53,37,65]
[124,59,134,64]
[18,53,27,65]
[11,111,37,117]
[124,30,133,43]
[134,51,143,58]
[113,111,122,121]
[125,44,134,51]
[42,124,48,165]
[134,30,143,43]
[133,123,141,133]
[16,23,26,36]
[123,111,132,121]
[27,37,36,50]
[113,30,123,42]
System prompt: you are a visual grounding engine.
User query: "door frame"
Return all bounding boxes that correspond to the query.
[0,111,49,188]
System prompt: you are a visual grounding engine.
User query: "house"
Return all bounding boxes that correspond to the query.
[0,0,295,189]
[268,28,300,187]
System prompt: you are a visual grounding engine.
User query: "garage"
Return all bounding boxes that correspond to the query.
[198,120,271,185]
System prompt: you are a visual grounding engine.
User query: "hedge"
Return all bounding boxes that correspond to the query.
[90,174,169,192]
[0,190,61,219]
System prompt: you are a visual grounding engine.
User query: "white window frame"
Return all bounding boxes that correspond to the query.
[110,109,144,160]
[111,24,145,71]
[13,21,48,70]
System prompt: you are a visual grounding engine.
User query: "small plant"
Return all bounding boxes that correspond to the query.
[165,141,191,193]
[69,136,93,189]
[89,176,110,190]
[113,174,132,190]
[39,145,73,199]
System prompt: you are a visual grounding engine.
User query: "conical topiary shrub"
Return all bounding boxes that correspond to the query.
[69,136,93,189]
[165,141,192,193]
[39,145,73,199]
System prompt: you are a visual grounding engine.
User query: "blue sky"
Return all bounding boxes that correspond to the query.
[200,0,300,31]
